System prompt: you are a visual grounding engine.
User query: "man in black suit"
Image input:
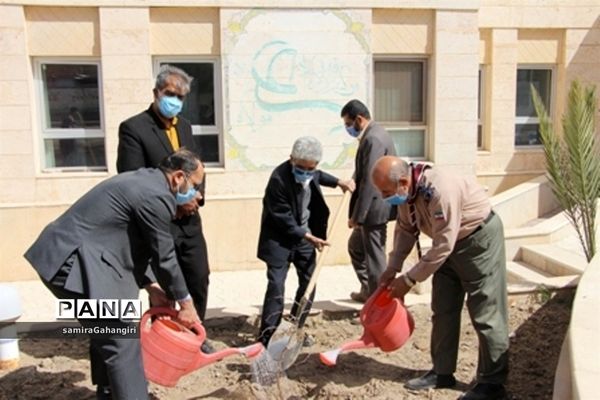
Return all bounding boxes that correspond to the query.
[341,99,397,302]
[257,136,354,345]
[25,149,203,400]
[117,65,212,351]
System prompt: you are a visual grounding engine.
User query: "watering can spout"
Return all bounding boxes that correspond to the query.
[140,307,264,387]
[319,288,414,367]
[319,337,375,366]
[191,343,264,371]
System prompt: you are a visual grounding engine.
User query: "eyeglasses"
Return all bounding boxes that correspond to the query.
[184,175,203,191]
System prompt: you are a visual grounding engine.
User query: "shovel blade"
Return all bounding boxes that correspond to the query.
[266,320,304,371]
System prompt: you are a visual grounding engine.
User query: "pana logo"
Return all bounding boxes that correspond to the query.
[56,299,142,320]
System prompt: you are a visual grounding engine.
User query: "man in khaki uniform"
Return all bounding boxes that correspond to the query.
[372,156,509,400]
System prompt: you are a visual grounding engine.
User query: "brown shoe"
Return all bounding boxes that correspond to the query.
[350,290,368,303]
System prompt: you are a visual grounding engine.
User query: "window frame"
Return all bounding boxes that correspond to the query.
[372,56,428,160]
[34,58,106,172]
[515,64,555,148]
[478,65,486,150]
[153,56,224,167]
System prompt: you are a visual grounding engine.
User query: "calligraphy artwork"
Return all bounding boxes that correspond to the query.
[221,9,371,171]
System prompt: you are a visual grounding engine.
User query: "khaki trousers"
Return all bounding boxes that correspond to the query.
[430,212,509,384]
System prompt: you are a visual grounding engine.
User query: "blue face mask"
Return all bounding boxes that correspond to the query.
[384,193,408,206]
[175,178,197,205]
[175,187,196,205]
[158,95,183,119]
[292,166,315,184]
[345,125,360,138]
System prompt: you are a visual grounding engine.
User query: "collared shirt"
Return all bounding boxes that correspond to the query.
[388,168,491,282]
[357,120,371,141]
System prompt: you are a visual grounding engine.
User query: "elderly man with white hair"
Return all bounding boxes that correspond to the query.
[257,136,354,346]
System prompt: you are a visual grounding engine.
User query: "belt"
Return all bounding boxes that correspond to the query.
[466,210,495,238]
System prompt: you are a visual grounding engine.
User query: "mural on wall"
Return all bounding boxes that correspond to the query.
[221,9,372,171]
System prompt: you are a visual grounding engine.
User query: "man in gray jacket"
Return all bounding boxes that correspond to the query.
[341,99,397,302]
[24,149,202,400]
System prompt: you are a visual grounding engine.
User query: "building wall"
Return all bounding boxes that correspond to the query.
[1,1,599,281]
[477,0,600,192]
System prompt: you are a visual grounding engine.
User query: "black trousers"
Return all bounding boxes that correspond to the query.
[43,260,148,400]
[258,241,316,345]
[171,215,210,321]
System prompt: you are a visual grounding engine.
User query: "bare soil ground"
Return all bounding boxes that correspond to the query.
[0,289,574,400]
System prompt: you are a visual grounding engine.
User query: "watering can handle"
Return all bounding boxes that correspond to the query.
[140,307,175,334]
[140,307,204,338]
[360,287,396,322]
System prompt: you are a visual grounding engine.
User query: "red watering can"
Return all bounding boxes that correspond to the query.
[319,287,414,366]
[140,307,264,387]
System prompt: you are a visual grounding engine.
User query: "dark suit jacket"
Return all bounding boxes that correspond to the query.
[257,161,339,265]
[350,121,397,226]
[117,105,205,236]
[24,168,189,301]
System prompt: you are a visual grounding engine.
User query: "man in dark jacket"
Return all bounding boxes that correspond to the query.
[341,99,397,302]
[24,149,203,400]
[257,136,354,345]
[116,65,212,349]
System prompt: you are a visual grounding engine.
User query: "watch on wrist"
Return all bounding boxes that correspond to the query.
[402,273,416,288]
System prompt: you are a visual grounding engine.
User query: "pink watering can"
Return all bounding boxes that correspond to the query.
[140,307,264,387]
[319,287,414,366]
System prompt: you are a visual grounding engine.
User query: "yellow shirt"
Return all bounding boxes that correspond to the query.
[165,117,180,151]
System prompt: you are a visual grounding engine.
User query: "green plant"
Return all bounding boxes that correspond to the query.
[532,80,600,262]
[534,284,553,304]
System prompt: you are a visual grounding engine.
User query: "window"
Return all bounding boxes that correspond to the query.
[155,59,222,166]
[478,66,485,150]
[373,59,427,158]
[37,61,106,171]
[515,67,553,146]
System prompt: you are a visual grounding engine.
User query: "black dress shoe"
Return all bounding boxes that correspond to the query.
[200,340,216,354]
[459,383,507,400]
[96,385,112,400]
[350,290,368,303]
[405,370,456,390]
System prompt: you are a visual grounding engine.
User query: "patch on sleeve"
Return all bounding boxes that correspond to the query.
[419,183,435,202]
[433,208,445,220]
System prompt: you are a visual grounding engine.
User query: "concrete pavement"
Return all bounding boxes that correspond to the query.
[6,264,431,324]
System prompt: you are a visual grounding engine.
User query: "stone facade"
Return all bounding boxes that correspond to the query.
[1,1,599,280]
